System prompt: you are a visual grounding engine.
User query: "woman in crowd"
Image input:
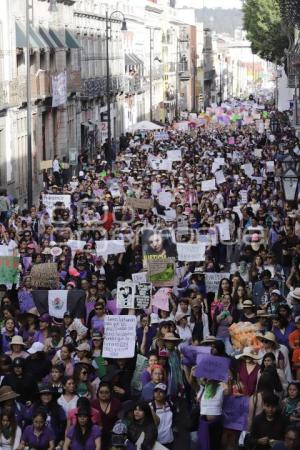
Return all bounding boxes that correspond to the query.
[64,406,102,450]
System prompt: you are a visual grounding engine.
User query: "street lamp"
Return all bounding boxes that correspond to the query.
[281,152,300,203]
[105,10,127,165]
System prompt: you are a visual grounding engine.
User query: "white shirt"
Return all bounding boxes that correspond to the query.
[150,402,174,444]
[199,384,225,416]
[52,159,60,173]
[0,426,21,450]
[57,394,79,415]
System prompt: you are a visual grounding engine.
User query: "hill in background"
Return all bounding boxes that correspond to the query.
[195,7,243,36]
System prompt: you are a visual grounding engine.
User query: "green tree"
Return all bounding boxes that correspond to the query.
[243,0,289,63]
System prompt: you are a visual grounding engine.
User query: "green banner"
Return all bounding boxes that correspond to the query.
[0,257,19,284]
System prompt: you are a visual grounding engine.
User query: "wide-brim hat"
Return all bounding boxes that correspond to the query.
[175,313,190,323]
[10,336,25,347]
[235,346,260,360]
[0,386,19,402]
[200,336,217,345]
[256,331,277,344]
[242,300,255,309]
[163,332,182,342]
[291,288,300,300]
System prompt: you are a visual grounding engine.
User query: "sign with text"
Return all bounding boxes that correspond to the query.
[177,243,206,262]
[195,354,230,381]
[147,257,176,287]
[95,240,125,256]
[102,315,136,358]
[222,396,250,431]
[204,272,230,293]
[42,194,71,215]
[117,281,152,309]
[127,197,154,210]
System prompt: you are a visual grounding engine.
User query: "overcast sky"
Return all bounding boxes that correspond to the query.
[203,0,242,8]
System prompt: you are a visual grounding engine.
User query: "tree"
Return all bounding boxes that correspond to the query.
[243,0,289,63]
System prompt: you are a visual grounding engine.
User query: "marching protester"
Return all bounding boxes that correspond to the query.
[0,103,299,450]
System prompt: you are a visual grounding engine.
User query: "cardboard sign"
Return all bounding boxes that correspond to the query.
[127,197,154,210]
[204,272,230,293]
[102,315,136,358]
[195,354,230,381]
[30,263,59,289]
[117,281,152,309]
[147,258,176,287]
[176,243,206,262]
[40,160,53,170]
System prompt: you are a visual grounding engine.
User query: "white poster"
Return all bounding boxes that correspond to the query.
[217,222,231,241]
[52,71,67,107]
[96,240,125,256]
[102,315,137,358]
[67,240,86,253]
[241,163,254,177]
[42,194,71,215]
[151,182,161,196]
[154,131,169,141]
[48,290,68,319]
[176,243,206,262]
[266,161,275,173]
[201,179,216,191]
[167,150,182,162]
[254,149,262,158]
[204,272,231,293]
[117,281,152,309]
[149,158,172,172]
[215,170,226,185]
[132,272,148,283]
[240,190,248,205]
[158,191,173,207]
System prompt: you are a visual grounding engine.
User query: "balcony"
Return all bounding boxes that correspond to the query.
[163,62,176,74]
[124,76,142,94]
[81,75,125,99]
[67,70,81,93]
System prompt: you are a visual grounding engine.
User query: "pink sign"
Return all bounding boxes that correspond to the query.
[152,288,171,311]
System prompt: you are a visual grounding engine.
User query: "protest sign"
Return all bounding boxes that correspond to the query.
[222,396,250,431]
[147,258,176,287]
[152,287,171,311]
[117,281,152,309]
[96,240,125,256]
[176,243,206,262]
[142,229,178,260]
[228,137,235,145]
[149,157,172,172]
[201,179,216,191]
[132,272,148,283]
[40,160,53,170]
[0,257,19,284]
[154,131,169,141]
[215,170,226,185]
[217,222,230,241]
[254,148,262,158]
[151,182,161,196]
[241,163,254,177]
[251,176,263,184]
[204,272,230,292]
[167,150,182,162]
[240,190,248,204]
[195,354,230,381]
[181,345,211,366]
[67,240,86,253]
[30,263,59,289]
[126,197,154,210]
[102,315,136,358]
[266,161,275,173]
[158,191,173,208]
[42,194,71,213]
[211,162,220,174]
[131,354,148,392]
[174,121,189,131]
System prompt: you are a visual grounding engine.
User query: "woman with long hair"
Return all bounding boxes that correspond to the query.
[20,410,55,450]
[92,382,121,450]
[0,411,21,450]
[57,377,79,416]
[127,402,158,450]
[63,406,101,450]
[73,363,94,399]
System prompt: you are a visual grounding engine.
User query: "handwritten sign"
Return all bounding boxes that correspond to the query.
[204,272,230,293]
[151,288,171,311]
[177,243,206,262]
[201,179,216,192]
[195,354,230,381]
[132,272,148,283]
[96,240,125,256]
[40,160,53,170]
[147,258,176,287]
[42,194,71,215]
[167,150,182,162]
[102,315,136,358]
[127,197,154,210]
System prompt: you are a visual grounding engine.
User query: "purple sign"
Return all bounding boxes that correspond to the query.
[181,345,211,366]
[223,396,249,431]
[195,354,230,381]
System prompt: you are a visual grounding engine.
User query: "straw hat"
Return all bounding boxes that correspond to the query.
[242,300,255,309]
[175,313,190,323]
[163,332,182,341]
[9,336,25,347]
[291,288,300,300]
[0,386,19,403]
[256,331,277,344]
[235,346,260,360]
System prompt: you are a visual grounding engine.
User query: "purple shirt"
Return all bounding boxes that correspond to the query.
[67,424,101,450]
[21,424,55,450]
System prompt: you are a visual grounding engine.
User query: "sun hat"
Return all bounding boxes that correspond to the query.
[0,386,19,403]
[291,288,300,300]
[235,347,260,360]
[154,383,167,392]
[175,313,190,323]
[9,336,25,347]
[242,300,255,308]
[76,343,91,352]
[27,342,45,354]
[163,332,182,342]
[200,336,217,345]
[256,331,277,344]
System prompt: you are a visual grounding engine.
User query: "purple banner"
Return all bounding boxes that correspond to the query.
[195,354,230,381]
[222,396,249,431]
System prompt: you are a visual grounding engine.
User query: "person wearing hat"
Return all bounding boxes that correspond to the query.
[64,405,102,450]
[236,347,261,396]
[6,335,28,361]
[175,313,192,346]
[0,385,29,428]
[26,341,52,382]
[2,357,38,405]
[30,383,66,446]
[240,300,257,323]
[162,333,184,400]
[149,383,175,448]
[290,288,300,318]
[257,332,292,384]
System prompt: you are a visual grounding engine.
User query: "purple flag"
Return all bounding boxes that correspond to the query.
[223,396,249,431]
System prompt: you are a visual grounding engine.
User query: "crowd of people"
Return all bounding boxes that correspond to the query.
[0,103,299,450]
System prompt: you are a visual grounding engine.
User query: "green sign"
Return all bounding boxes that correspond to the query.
[0,257,19,284]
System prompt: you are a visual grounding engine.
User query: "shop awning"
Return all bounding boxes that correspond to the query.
[65,29,81,49]
[39,26,60,49]
[15,22,48,49]
[49,28,66,48]
[125,54,136,66]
